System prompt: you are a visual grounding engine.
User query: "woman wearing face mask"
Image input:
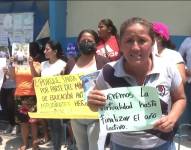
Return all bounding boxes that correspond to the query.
[64,29,109,150]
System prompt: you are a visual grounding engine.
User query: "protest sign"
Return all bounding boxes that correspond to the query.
[12,43,29,66]
[29,74,98,119]
[99,86,162,134]
[80,70,100,102]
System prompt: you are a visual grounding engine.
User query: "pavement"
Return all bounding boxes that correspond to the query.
[0,120,71,150]
[0,120,191,150]
[0,133,70,150]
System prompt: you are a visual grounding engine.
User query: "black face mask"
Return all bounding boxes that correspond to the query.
[78,41,96,55]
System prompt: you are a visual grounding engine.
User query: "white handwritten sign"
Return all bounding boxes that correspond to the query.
[99,86,162,133]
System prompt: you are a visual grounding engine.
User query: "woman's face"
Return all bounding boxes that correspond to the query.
[79,32,95,43]
[44,44,56,59]
[98,22,110,39]
[120,23,153,66]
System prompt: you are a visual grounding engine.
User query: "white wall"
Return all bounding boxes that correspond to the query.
[66,1,191,37]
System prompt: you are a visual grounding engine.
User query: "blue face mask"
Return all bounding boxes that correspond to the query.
[78,41,96,55]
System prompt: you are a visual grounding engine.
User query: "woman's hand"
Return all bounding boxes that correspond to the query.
[10,57,14,64]
[154,115,176,133]
[28,56,34,66]
[87,90,107,111]
[2,67,8,74]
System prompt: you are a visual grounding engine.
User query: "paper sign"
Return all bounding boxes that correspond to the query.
[80,70,100,102]
[12,43,29,66]
[99,86,162,134]
[29,74,98,119]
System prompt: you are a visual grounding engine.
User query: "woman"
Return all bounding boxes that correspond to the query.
[152,21,186,83]
[64,29,109,150]
[96,18,120,61]
[29,40,66,150]
[1,63,16,134]
[9,46,41,150]
[88,17,186,150]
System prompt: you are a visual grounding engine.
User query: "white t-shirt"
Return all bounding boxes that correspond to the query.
[155,48,184,65]
[152,41,184,65]
[41,59,66,77]
[70,62,97,74]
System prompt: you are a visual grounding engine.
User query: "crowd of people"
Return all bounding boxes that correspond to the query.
[0,17,190,150]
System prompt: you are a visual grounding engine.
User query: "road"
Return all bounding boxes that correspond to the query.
[1,120,191,150]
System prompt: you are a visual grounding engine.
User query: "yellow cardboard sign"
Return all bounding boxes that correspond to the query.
[29,74,98,119]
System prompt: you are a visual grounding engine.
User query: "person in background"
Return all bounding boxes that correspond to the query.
[152,21,186,83]
[8,45,41,150]
[29,40,67,150]
[0,136,2,145]
[64,29,109,150]
[178,36,191,124]
[96,18,120,61]
[0,58,17,135]
[29,42,50,145]
[88,17,186,150]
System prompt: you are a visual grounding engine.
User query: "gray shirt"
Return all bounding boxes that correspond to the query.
[179,37,191,82]
[2,78,16,89]
[96,56,182,148]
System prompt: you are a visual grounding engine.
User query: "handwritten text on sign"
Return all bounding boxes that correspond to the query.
[29,74,98,119]
[99,86,162,133]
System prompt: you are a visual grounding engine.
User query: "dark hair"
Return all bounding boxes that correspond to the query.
[29,42,45,62]
[29,42,40,57]
[46,40,63,59]
[154,33,176,50]
[99,18,117,36]
[77,29,99,44]
[120,17,155,42]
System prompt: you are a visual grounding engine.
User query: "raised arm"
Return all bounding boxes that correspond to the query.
[28,56,41,77]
